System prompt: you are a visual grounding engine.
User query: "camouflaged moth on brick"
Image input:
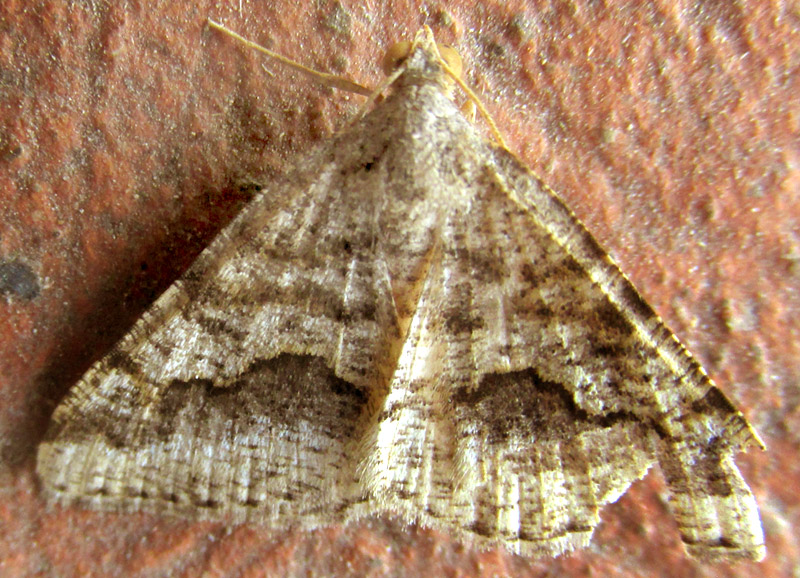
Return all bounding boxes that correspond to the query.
[37,25,765,562]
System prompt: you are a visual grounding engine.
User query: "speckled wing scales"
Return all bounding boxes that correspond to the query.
[359,189,658,556]
[358,147,763,559]
[36,143,404,527]
[493,150,766,560]
[37,27,764,562]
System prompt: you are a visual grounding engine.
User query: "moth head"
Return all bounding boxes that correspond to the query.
[381,40,463,81]
[380,29,505,149]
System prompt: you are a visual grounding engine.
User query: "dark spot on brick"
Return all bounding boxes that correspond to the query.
[1,142,23,160]
[0,258,39,300]
[484,40,506,59]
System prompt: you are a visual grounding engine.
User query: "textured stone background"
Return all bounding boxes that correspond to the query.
[1,0,797,576]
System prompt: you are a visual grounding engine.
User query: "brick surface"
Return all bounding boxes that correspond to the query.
[1,1,796,576]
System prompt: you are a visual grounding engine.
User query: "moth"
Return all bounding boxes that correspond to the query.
[37,22,765,561]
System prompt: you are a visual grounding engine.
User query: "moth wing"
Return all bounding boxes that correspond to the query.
[37,138,402,527]
[361,144,764,559]
[501,149,765,561]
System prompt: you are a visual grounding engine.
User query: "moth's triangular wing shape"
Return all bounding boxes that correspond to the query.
[38,31,764,561]
[36,129,408,526]
[356,39,764,560]
[359,124,764,558]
